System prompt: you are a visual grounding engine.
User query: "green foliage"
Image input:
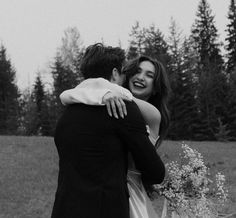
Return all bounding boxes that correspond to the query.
[52,56,78,97]
[227,98,236,140]
[190,0,227,140]
[167,31,198,140]
[51,56,77,123]
[0,16,234,141]
[225,0,236,140]
[19,91,39,135]
[32,74,52,135]
[127,21,145,59]
[226,0,236,76]
[125,11,235,141]
[14,27,85,137]
[57,27,84,82]
[0,45,19,134]
[19,75,55,136]
[191,0,222,69]
[227,70,236,139]
[50,27,85,125]
[127,22,171,68]
[142,24,170,68]
[214,118,231,141]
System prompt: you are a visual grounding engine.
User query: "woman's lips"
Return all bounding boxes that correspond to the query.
[133,81,145,88]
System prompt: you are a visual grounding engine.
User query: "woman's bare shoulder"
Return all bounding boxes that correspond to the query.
[133,97,161,120]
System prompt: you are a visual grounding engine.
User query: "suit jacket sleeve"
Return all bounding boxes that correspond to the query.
[114,101,165,184]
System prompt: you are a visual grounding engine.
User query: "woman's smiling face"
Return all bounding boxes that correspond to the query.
[128,61,156,101]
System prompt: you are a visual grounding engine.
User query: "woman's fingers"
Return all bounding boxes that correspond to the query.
[122,95,132,102]
[105,98,127,119]
[110,99,119,119]
[103,92,128,119]
[118,98,127,116]
[115,99,124,119]
[105,101,113,117]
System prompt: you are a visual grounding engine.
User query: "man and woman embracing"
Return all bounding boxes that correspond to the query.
[51,43,170,218]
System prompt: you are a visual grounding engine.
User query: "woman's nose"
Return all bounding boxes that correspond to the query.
[136,72,144,80]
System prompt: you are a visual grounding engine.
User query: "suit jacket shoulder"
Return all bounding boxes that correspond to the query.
[112,101,165,185]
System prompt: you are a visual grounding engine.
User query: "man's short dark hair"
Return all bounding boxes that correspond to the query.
[80,43,126,80]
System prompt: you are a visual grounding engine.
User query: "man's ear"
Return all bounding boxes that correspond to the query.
[111,68,119,82]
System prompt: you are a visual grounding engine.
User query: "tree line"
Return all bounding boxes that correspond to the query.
[1,0,236,141]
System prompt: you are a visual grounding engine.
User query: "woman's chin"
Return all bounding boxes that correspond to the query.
[133,93,146,101]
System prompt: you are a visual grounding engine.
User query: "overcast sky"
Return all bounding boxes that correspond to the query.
[0,0,230,89]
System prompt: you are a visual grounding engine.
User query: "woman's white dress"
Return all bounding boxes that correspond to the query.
[128,169,159,218]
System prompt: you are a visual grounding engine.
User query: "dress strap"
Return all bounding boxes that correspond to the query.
[149,135,160,145]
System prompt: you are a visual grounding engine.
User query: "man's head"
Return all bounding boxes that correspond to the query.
[80,43,126,85]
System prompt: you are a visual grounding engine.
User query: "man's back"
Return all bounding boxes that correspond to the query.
[51,101,165,218]
[52,103,130,218]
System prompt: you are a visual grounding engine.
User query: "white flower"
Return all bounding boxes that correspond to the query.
[155,142,228,217]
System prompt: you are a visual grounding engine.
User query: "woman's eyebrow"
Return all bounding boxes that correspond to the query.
[139,67,155,74]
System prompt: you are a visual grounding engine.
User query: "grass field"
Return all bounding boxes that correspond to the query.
[0,136,235,218]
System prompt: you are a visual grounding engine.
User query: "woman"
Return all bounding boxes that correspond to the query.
[60,55,171,217]
[121,56,170,148]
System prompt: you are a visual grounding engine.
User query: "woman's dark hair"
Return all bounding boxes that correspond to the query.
[122,56,171,148]
[80,43,126,80]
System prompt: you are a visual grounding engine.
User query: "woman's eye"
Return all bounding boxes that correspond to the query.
[147,73,154,78]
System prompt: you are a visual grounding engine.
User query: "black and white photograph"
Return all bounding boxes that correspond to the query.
[0,0,235,217]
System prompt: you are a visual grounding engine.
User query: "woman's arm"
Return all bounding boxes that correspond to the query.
[102,90,161,142]
[132,97,161,144]
[60,87,111,105]
[60,78,132,105]
[60,78,133,118]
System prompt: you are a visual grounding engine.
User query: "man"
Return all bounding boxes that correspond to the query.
[51,43,165,218]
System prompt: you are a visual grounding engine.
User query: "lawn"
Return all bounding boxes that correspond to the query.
[0,136,235,218]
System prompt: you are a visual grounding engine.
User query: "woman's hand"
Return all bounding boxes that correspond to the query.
[102,91,132,119]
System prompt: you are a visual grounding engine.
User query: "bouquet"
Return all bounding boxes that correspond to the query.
[154,143,228,218]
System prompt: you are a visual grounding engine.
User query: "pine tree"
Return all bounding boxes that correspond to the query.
[19,75,45,135]
[52,55,78,99]
[167,20,198,140]
[0,45,19,134]
[50,55,78,131]
[225,0,236,140]
[167,19,184,139]
[191,0,227,140]
[143,24,170,69]
[34,74,44,116]
[19,90,38,135]
[167,18,184,90]
[127,21,145,59]
[127,22,170,68]
[227,68,236,139]
[226,0,236,76]
[48,27,85,134]
[58,27,84,83]
[167,18,183,73]
[191,0,222,69]
[33,73,51,135]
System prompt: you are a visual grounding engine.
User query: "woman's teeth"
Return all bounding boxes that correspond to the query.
[133,81,145,88]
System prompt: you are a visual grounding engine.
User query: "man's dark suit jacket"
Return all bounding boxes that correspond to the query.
[51,101,165,218]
